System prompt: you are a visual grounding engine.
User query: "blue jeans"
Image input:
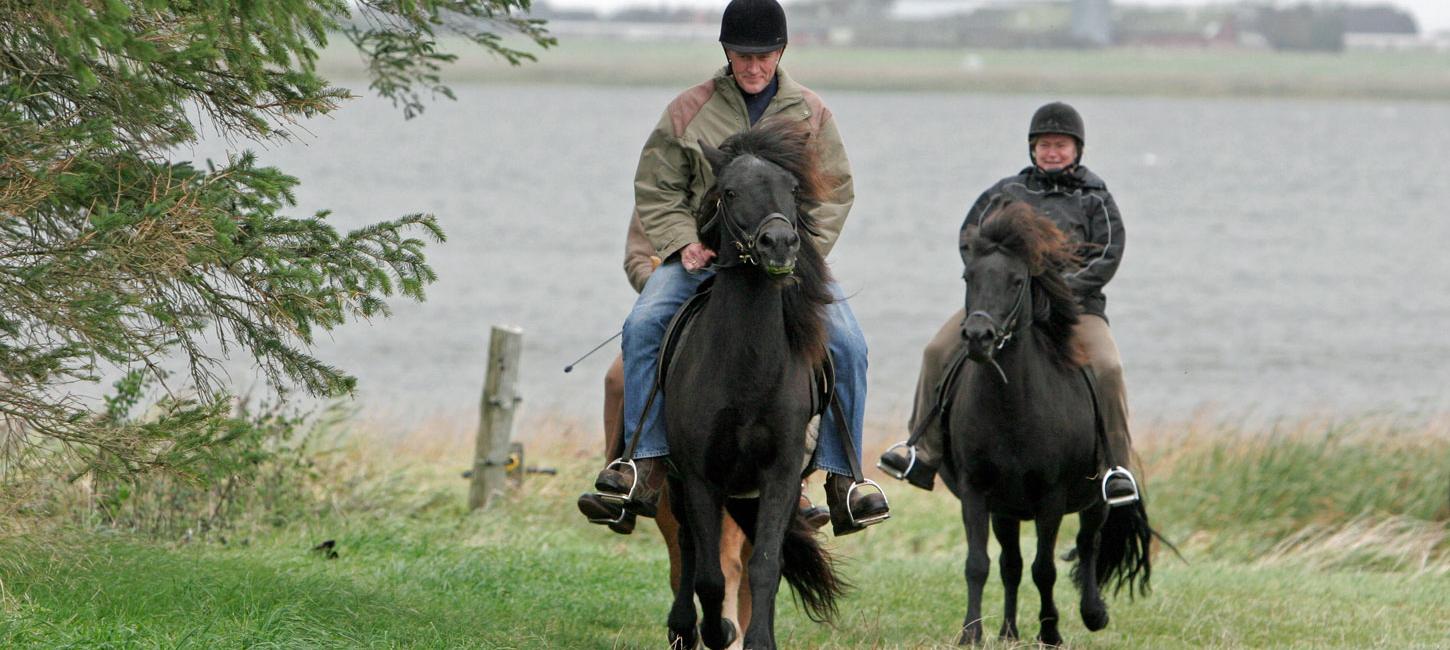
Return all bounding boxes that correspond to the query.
[621,261,867,477]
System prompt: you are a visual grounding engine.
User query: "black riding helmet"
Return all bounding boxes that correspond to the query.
[1028,101,1085,167]
[719,0,788,54]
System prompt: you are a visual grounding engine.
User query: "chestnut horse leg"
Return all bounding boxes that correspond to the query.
[604,354,751,647]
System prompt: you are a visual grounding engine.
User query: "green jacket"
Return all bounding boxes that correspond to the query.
[631,66,854,269]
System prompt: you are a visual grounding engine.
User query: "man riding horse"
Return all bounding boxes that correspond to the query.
[577,0,890,537]
[879,102,1141,505]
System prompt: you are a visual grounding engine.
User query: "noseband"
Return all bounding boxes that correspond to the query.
[702,196,794,272]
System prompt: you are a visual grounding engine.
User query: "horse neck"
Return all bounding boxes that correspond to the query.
[964,326,1047,412]
[701,269,793,388]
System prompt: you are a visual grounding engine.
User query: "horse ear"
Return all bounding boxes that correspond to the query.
[700,140,730,175]
[1032,280,1053,323]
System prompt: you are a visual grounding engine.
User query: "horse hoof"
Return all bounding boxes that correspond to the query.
[1082,604,1109,631]
[1037,630,1063,647]
[668,626,700,650]
[956,625,983,645]
[720,619,738,648]
[702,618,737,650]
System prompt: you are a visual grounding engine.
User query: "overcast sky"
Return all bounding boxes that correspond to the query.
[547,0,1450,34]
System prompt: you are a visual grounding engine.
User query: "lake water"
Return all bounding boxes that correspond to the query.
[184,83,1450,436]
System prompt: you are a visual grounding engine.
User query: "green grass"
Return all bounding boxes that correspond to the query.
[1,417,1448,648]
[314,36,1450,100]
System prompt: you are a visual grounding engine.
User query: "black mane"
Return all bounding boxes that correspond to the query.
[973,201,1083,367]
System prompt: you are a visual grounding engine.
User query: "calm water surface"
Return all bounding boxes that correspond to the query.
[185,84,1450,435]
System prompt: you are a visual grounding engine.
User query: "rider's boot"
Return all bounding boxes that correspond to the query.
[825,473,889,537]
[575,493,637,534]
[577,456,666,534]
[596,456,666,517]
[877,440,939,491]
[799,488,831,531]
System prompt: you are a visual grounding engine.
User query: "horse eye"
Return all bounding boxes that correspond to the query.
[724,189,737,200]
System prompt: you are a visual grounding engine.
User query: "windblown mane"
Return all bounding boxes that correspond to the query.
[972,201,1083,367]
[697,117,835,362]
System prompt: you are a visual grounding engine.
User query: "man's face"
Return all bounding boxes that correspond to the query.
[727,48,783,95]
[1032,134,1079,171]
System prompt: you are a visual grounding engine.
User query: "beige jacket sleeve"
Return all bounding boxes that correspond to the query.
[623,209,660,294]
[808,112,854,258]
[633,111,699,263]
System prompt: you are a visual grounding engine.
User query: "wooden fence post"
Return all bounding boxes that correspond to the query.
[470,325,523,510]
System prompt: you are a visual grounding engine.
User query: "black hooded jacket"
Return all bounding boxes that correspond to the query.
[958,165,1124,320]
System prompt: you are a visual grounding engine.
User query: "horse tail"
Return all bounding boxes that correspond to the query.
[780,510,848,623]
[1082,500,1155,598]
[724,499,849,623]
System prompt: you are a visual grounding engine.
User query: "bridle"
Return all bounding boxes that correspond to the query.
[966,270,1030,352]
[965,268,1031,383]
[701,193,795,273]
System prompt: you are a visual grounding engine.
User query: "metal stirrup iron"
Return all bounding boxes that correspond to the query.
[875,442,917,480]
[846,479,890,527]
[595,457,639,505]
[1101,466,1140,507]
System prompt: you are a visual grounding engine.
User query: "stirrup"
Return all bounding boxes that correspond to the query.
[584,497,630,527]
[1102,466,1140,507]
[846,479,891,527]
[594,457,638,505]
[875,442,916,480]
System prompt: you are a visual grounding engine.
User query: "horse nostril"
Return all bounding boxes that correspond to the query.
[759,231,775,248]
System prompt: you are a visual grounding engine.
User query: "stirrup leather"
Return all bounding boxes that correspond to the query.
[875,442,917,480]
[1101,466,1140,507]
[846,479,891,527]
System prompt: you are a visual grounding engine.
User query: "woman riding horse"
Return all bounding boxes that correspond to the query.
[880,102,1140,506]
[946,200,1155,645]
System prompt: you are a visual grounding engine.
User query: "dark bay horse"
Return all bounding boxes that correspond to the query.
[662,118,845,650]
[941,202,1154,646]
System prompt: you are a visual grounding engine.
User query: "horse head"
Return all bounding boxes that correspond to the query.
[961,200,1083,366]
[699,117,828,279]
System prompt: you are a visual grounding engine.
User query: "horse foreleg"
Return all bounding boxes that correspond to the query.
[1032,512,1065,646]
[741,476,795,650]
[1074,504,1110,633]
[720,512,750,650]
[991,514,1022,640]
[681,484,733,650]
[958,490,990,645]
[665,478,700,649]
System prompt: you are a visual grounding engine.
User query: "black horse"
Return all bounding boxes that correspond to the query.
[941,201,1154,646]
[662,118,845,650]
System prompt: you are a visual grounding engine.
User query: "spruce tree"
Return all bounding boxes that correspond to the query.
[0,1,552,473]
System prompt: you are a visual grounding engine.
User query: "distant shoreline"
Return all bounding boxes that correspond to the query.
[316,37,1450,101]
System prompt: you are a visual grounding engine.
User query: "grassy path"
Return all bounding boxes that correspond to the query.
[3,461,1448,647]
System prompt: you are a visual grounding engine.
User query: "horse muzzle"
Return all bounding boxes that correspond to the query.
[756,217,799,277]
[962,315,999,361]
